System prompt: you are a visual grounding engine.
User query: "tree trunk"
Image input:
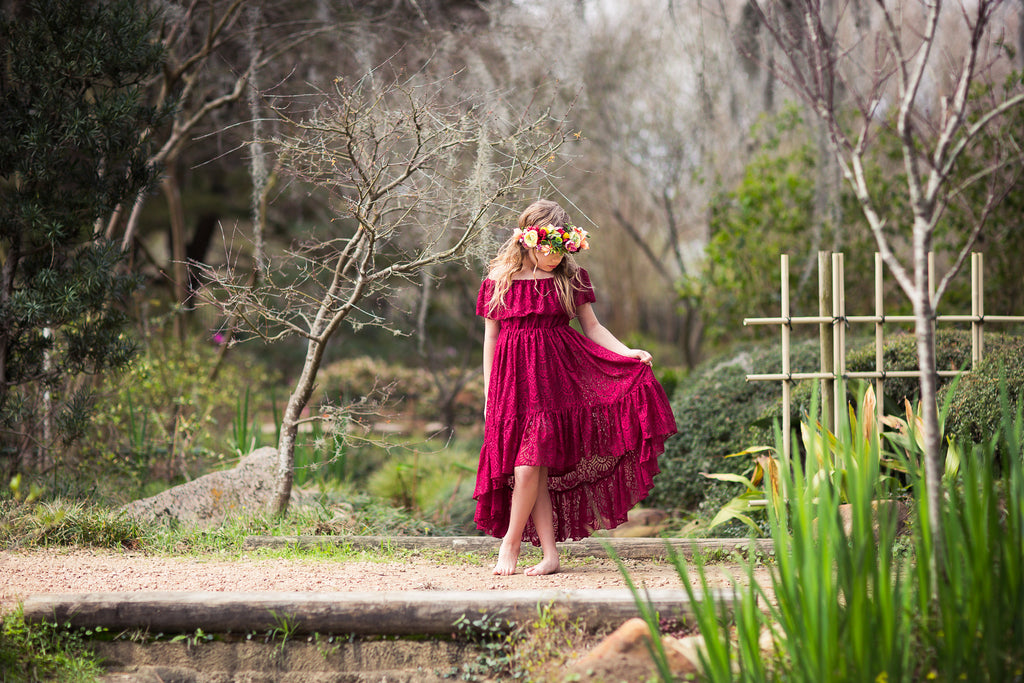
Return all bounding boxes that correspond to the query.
[163,170,189,342]
[913,246,944,575]
[272,336,327,514]
[0,233,19,410]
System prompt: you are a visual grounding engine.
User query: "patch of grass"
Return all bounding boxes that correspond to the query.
[0,608,106,683]
[2,482,465,553]
[0,498,147,551]
[509,602,597,682]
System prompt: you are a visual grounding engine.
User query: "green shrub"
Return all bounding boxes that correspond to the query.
[646,339,820,514]
[940,332,1024,447]
[846,329,974,406]
[72,335,271,499]
[365,439,479,530]
[654,365,687,404]
[752,329,1008,449]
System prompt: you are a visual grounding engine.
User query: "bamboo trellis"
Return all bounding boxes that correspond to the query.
[744,251,1024,458]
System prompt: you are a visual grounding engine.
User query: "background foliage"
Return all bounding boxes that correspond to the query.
[0,0,172,472]
[0,0,1020,543]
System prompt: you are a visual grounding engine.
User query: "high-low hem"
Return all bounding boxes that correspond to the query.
[474,272,678,545]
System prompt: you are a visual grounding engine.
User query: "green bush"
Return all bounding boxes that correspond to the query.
[654,365,687,405]
[0,0,172,472]
[646,339,821,514]
[751,330,1023,459]
[846,329,974,406]
[940,332,1024,447]
[73,335,272,499]
[365,439,479,531]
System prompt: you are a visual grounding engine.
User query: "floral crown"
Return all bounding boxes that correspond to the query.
[512,224,591,256]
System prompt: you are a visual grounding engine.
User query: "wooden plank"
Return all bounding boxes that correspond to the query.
[22,589,736,635]
[242,535,773,559]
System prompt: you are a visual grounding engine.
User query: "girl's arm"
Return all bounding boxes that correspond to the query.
[483,317,501,407]
[576,303,653,365]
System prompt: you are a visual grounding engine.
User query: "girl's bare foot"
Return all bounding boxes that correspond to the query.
[524,555,560,576]
[492,541,520,575]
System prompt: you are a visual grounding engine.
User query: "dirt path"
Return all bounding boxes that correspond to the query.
[0,548,765,612]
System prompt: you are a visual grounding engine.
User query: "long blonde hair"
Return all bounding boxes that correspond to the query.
[486,200,585,317]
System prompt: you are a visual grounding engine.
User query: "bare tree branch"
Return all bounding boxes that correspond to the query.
[193,65,570,512]
[749,0,1024,584]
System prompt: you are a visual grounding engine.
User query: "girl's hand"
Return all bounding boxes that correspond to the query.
[627,349,653,366]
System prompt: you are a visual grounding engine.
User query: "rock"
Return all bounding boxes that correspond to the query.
[627,508,670,526]
[609,507,671,537]
[119,448,311,528]
[566,617,701,681]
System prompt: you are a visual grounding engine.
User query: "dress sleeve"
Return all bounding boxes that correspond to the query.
[476,278,494,318]
[574,268,597,307]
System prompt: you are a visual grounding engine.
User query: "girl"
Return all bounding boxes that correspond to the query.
[475,199,678,576]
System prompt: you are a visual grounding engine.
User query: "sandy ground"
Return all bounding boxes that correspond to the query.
[0,548,765,611]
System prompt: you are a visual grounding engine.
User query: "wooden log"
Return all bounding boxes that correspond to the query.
[21,589,736,635]
[242,535,773,559]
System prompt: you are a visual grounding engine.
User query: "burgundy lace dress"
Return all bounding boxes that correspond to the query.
[474,269,678,544]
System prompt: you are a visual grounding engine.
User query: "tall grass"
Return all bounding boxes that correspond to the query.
[913,388,1024,682]
[634,385,1024,682]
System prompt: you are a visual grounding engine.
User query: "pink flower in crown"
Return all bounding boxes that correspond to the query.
[538,243,553,255]
[521,228,539,248]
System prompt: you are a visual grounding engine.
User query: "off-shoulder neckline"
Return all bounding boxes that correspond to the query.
[487,268,589,283]
[484,275,557,282]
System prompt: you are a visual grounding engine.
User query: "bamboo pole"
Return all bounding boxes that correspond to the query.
[781,255,792,459]
[747,314,1021,325]
[819,251,835,433]
[875,252,885,424]
[972,252,980,368]
[750,370,962,381]
[929,253,937,388]
[748,372,838,381]
[833,253,846,431]
[978,252,985,362]
[746,316,833,325]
